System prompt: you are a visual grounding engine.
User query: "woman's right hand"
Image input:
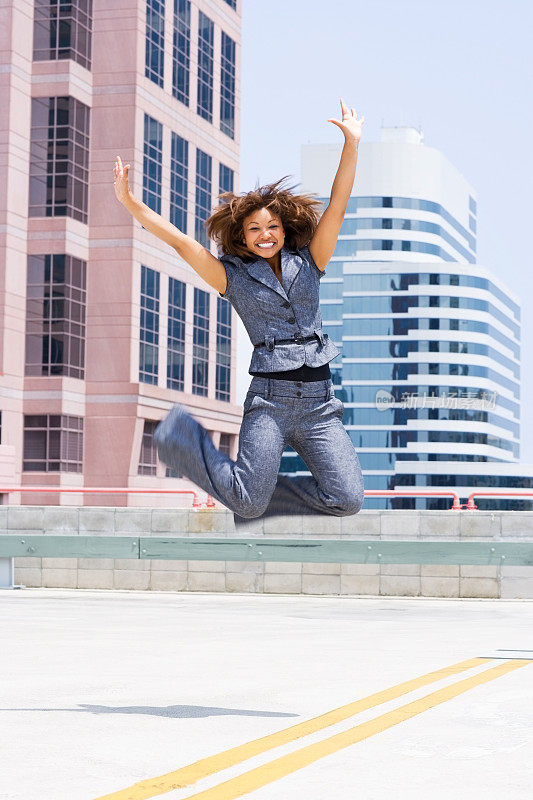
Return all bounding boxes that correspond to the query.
[111,154,227,293]
[113,155,132,204]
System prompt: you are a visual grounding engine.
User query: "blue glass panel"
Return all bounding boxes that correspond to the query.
[340,272,519,320]
[342,340,518,378]
[195,148,212,247]
[197,12,214,122]
[143,114,162,214]
[219,162,234,195]
[167,277,186,390]
[139,265,160,384]
[340,317,519,358]
[341,195,476,253]
[341,362,519,397]
[357,453,397,470]
[193,287,209,395]
[220,31,235,138]
[339,217,474,262]
[145,0,165,86]
[172,0,190,105]
[342,295,519,338]
[170,132,188,232]
[216,296,231,400]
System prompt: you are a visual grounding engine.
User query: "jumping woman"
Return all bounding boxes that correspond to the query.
[113,98,364,522]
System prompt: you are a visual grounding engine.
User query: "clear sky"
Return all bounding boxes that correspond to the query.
[237,0,533,460]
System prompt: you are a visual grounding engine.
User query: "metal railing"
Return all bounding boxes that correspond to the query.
[3,487,532,512]
[363,490,462,510]
[0,486,216,508]
[466,491,533,511]
[0,488,462,510]
[366,490,533,511]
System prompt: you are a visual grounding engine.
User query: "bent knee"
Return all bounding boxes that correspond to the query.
[336,488,364,517]
[232,489,271,519]
[233,500,269,520]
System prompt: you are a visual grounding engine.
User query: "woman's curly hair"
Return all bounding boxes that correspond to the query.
[206,177,324,259]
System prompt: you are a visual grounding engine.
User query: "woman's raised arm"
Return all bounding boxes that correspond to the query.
[308,99,364,270]
[113,156,227,294]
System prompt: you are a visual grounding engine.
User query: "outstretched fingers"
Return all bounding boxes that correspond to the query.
[340,99,363,121]
[340,97,349,118]
[329,101,365,136]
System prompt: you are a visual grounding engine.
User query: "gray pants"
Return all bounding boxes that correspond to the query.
[154,377,364,521]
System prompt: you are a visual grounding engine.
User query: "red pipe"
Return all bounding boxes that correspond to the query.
[0,487,463,511]
[466,491,533,511]
[0,486,203,508]
[364,489,462,510]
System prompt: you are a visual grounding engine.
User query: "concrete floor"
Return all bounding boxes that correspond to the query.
[1,589,532,800]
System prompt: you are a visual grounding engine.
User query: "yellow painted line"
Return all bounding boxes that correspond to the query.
[93,657,489,800]
[180,658,530,800]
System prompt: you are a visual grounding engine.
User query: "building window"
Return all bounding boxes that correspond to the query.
[25,254,86,379]
[219,433,232,456]
[167,277,186,390]
[138,420,158,475]
[170,133,188,232]
[197,11,214,122]
[216,296,231,401]
[29,96,90,222]
[143,114,163,214]
[343,195,476,253]
[139,266,160,384]
[219,163,234,196]
[172,0,190,105]
[192,287,209,396]
[23,414,83,472]
[33,0,93,70]
[223,0,237,8]
[220,31,236,138]
[145,0,165,86]
[195,149,212,247]
[469,195,477,215]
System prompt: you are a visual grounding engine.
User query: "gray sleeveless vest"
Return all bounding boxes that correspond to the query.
[220,245,340,373]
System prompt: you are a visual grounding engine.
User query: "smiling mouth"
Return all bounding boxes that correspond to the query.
[256,242,276,249]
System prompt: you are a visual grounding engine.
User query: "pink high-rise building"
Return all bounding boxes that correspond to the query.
[0,0,242,506]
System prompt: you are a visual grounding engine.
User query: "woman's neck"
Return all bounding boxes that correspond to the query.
[264,251,281,272]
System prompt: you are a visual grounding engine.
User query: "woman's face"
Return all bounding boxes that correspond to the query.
[242,208,285,259]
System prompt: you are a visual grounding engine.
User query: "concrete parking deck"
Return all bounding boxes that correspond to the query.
[1,589,532,800]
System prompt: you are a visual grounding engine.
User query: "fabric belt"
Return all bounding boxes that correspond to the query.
[253,334,318,351]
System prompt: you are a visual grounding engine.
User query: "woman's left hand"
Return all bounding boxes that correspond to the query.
[328,98,364,143]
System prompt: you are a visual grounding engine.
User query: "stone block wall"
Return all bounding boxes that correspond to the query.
[5,508,533,598]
